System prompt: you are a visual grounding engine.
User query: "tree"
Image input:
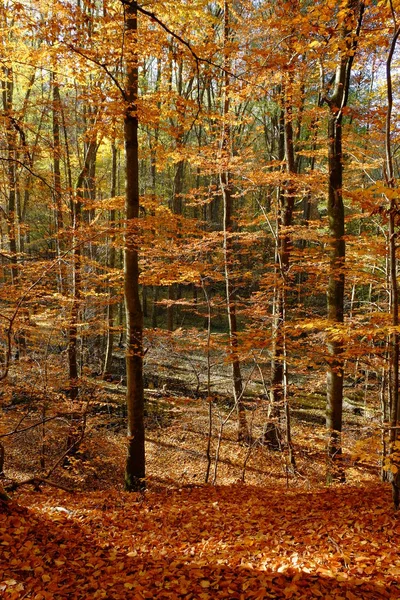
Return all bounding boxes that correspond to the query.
[124,0,145,491]
[3,0,400,501]
[383,0,400,508]
[323,0,364,482]
[219,0,249,444]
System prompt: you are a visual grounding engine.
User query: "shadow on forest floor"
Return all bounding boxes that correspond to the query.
[1,483,399,599]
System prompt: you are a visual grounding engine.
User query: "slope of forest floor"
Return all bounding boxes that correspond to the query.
[1,483,400,599]
[1,381,397,599]
[2,386,380,492]
[0,342,393,598]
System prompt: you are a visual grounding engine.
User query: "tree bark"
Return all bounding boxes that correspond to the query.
[267,76,297,463]
[124,0,145,491]
[326,105,346,481]
[220,0,249,444]
[52,72,65,294]
[325,0,364,482]
[103,141,118,377]
[52,72,63,235]
[68,174,83,400]
[384,16,400,508]
[2,65,18,283]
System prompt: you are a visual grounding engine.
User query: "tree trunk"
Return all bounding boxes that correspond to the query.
[267,101,285,450]
[151,286,159,328]
[124,0,145,491]
[103,142,118,377]
[52,72,63,234]
[68,186,82,400]
[220,0,249,444]
[52,72,65,294]
[2,65,18,283]
[167,284,174,331]
[385,21,400,508]
[325,0,364,482]
[267,78,297,457]
[326,105,346,481]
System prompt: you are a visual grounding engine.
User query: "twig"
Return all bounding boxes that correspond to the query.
[0,416,58,438]
[6,477,74,493]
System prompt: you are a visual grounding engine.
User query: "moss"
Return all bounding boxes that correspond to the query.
[293,393,326,410]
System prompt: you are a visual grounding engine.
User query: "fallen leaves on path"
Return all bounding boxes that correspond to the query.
[1,483,399,599]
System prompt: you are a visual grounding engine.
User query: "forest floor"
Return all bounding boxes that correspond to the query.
[1,347,399,598]
[1,482,399,599]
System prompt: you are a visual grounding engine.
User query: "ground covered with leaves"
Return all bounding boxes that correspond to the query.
[1,351,396,598]
[1,483,399,599]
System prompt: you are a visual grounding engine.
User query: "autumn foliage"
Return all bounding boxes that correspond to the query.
[2,0,400,596]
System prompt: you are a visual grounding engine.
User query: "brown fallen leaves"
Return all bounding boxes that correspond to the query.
[1,483,400,599]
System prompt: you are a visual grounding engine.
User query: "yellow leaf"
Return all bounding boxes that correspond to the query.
[54,560,65,567]
[284,584,298,598]
[200,580,211,588]
[124,582,134,590]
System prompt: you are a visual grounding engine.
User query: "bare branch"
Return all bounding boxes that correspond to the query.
[65,44,127,100]
[0,416,59,439]
[135,3,264,91]
[0,157,53,191]
[6,477,74,493]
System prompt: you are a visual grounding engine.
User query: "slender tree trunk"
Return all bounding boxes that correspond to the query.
[2,66,18,283]
[167,285,174,331]
[267,77,297,464]
[385,18,400,508]
[52,73,63,233]
[202,280,213,483]
[325,0,364,482]
[220,0,249,444]
[268,101,285,449]
[68,185,82,400]
[124,0,145,491]
[103,142,118,377]
[167,92,186,331]
[67,98,98,396]
[67,100,98,398]
[151,286,159,328]
[326,106,346,481]
[281,77,296,469]
[52,72,65,294]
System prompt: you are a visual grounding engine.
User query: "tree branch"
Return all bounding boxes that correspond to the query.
[0,416,59,439]
[0,157,53,191]
[5,477,74,493]
[135,3,264,90]
[65,44,127,100]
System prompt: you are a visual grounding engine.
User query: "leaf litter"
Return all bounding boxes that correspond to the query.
[1,483,399,599]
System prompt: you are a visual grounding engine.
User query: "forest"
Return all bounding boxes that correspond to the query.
[2,0,400,598]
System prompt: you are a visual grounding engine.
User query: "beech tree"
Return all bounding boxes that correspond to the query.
[123,0,145,491]
[3,0,400,500]
[322,0,364,481]
[383,0,400,508]
[219,0,249,444]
